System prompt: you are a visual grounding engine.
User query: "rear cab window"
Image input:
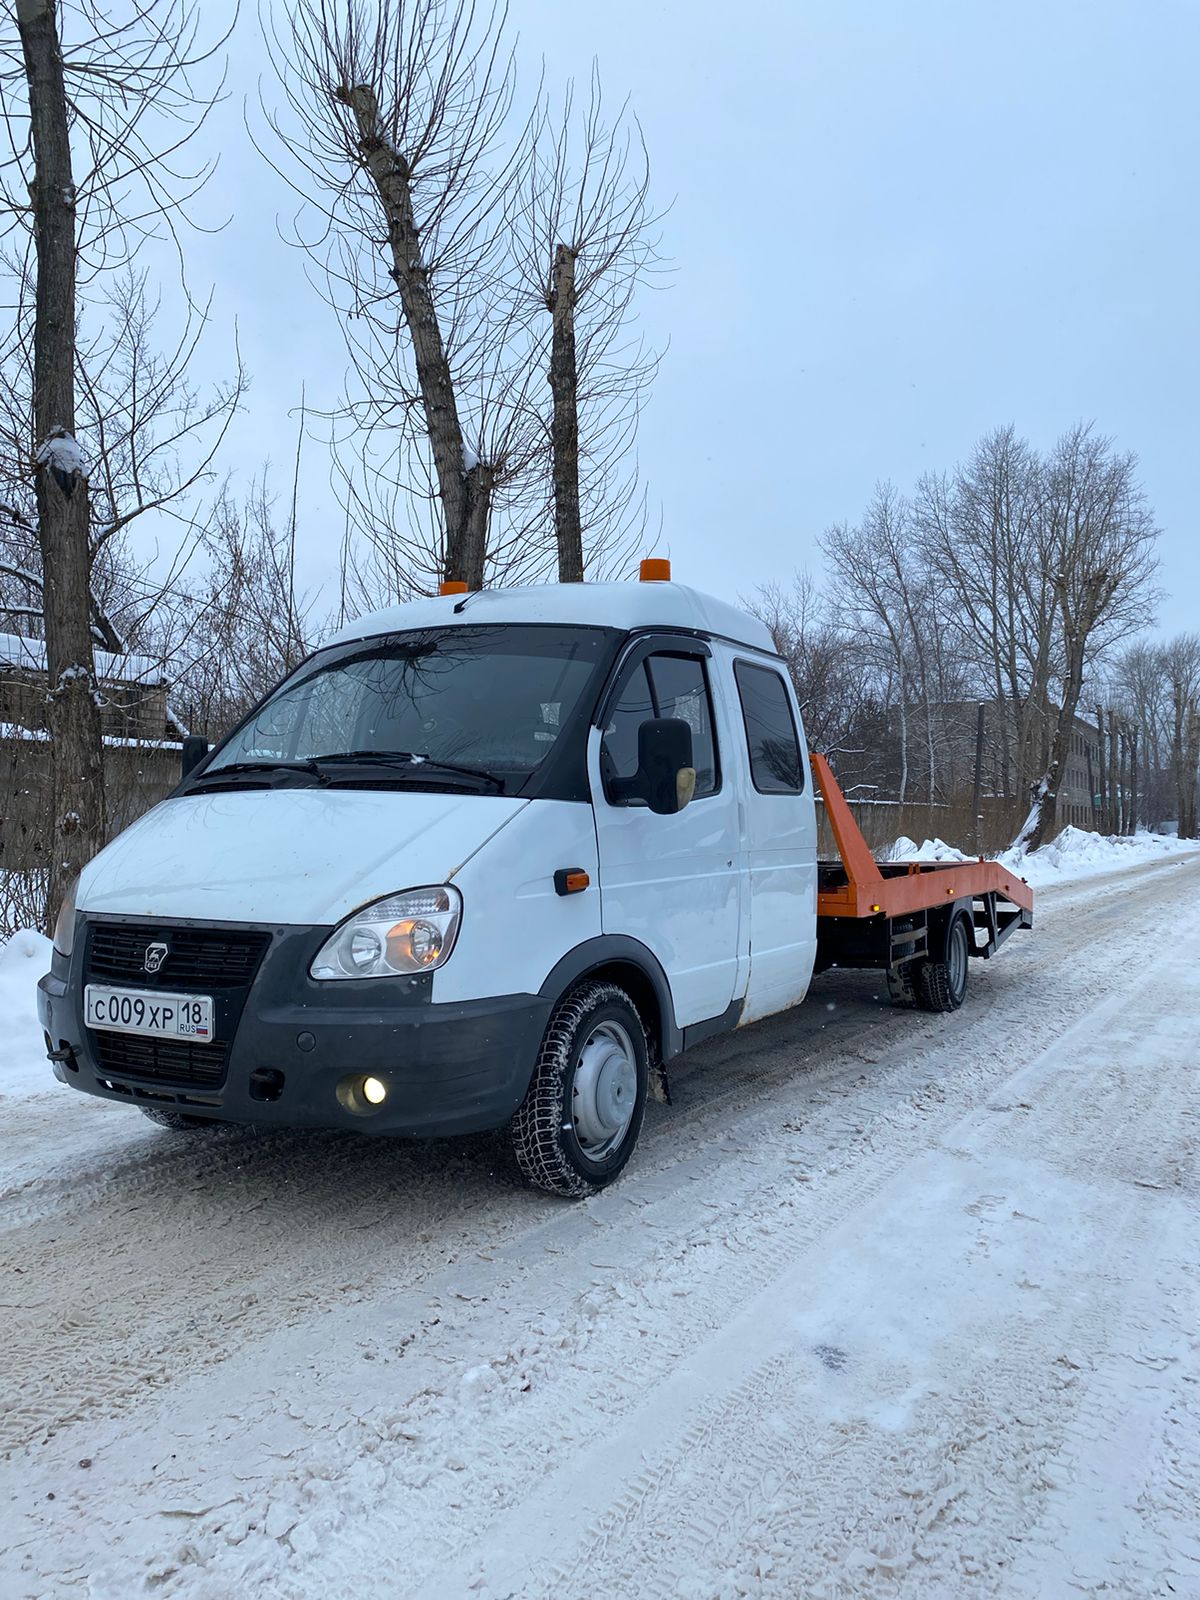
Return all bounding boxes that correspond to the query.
[734,660,805,794]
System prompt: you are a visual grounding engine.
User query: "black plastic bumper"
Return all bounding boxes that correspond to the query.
[37,923,551,1137]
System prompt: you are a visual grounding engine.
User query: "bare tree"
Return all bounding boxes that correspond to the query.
[1,0,239,924]
[1015,425,1158,852]
[266,3,662,605]
[1161,634,1200,839]
[822,485,954,804]
[913,427,1054,800]
[264,0,538,596]
[507,66,660,582]
[164,472,315,739]
[1108,640,1176,830]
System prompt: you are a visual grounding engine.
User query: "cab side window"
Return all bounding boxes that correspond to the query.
[734,661,805,793]
[601,662,654,786]
[601,652,719,803]
[646,655,718,797]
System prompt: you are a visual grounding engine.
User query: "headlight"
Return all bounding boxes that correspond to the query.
[310,886,462,981]
[53,876,79,958]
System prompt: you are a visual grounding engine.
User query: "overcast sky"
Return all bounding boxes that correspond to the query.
[180,0,1198,637]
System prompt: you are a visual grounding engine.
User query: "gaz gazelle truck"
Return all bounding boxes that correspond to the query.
[38,562,1033,1196]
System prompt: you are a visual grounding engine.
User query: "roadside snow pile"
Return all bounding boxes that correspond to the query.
[0,928,53,1098]
[883,826,1198,887]
[884,836,971,863]
[999,825,1199,886]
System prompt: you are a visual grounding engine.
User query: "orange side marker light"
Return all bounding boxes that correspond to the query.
[554,868,591,896]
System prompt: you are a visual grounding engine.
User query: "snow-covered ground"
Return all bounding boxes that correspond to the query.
[0,928,53,1097]
[3,849,1200,1598]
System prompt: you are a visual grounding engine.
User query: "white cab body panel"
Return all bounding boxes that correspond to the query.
[434,799,601,1003]
[77,789,527,926]
[715,642,819,1024]
[327,581,775,657]
[588,726,743,1030]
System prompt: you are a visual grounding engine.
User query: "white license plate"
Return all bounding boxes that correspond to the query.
[85,985,215,1043]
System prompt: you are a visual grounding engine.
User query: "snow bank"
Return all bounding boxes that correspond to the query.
[885,826,1198,887]
[0,928,54,1098]
[883,836,971,864]
[998,825,1199,887]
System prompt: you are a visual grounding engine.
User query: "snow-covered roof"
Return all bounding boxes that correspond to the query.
[327,581,777,655]
[0,632,168,685]
[0,721,181,750]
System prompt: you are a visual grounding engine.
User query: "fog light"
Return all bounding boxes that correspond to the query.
[362,1075,387,1106]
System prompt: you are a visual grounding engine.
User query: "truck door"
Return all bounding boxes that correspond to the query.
[730,657,818,1024]
[590,640,743,1029]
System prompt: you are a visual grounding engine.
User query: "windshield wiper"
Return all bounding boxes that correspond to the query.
[191,758,328,786]
[317,750,505,791]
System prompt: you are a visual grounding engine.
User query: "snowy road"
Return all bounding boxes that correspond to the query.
[3,853,1199,1599]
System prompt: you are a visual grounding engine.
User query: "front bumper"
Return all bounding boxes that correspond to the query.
[37,919,551,1137]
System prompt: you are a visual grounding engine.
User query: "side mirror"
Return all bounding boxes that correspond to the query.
[181,734,210,778]
[636,717,695,815]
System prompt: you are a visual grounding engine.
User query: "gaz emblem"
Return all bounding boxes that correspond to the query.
[143,941,169,975]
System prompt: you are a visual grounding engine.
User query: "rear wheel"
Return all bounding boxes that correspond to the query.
[139,1106,221,1131]
[918,910,972,1012]
[512,981,649,1198]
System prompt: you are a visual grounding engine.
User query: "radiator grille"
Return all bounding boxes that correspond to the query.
[86,923,270,989]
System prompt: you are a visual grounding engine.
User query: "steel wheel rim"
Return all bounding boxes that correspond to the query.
[949,919,969,997]
[572,1019,638,1159]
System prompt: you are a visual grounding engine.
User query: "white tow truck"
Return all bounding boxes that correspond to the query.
[38,562,1032,1195]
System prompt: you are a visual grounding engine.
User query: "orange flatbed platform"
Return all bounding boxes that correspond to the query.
[811,752,1035,924]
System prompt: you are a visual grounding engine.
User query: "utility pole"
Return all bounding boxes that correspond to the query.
[971,702,986,854]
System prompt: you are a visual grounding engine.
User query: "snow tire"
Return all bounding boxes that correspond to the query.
[917,909,971,1013]
[139,1106,221,1131]
[511,981,649,1198]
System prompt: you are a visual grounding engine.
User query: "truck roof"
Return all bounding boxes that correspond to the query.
[326,580,777,655]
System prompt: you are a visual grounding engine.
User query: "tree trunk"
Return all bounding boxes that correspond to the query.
[1095,706,1109,832]
[459,461,494,597]
[1128,724,1138,835]
[337,83,484,589]
[549,243,583,583]
[923,689,935,805]
[17,0,107,929]
[1018,648,1088,852]
[1108,713,1120,837]
[1084,736,1095,829]
[1182,702,1200,840]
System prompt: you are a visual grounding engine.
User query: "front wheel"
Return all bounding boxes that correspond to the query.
[512,981,649,1197]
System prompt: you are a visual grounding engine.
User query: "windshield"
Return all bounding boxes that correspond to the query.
[202,624,617,795]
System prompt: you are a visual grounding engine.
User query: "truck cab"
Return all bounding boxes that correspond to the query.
[39,566,820,1195]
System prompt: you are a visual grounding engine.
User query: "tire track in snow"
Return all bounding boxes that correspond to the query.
[486,937,1197,1599]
